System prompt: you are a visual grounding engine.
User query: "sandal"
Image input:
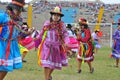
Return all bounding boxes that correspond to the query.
[77,69,82,73]
[22,60,27,63]
[90,68,94,73]
[114,65,119,68]
[48,76,52,80]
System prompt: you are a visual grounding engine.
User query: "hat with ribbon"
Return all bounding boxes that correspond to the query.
[78,18,89,29]
[50,6,64,17]
[78,18,87,25]
[7,0,25,12]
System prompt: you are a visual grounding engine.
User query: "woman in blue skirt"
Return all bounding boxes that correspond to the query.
[112,23,120,67]
[0,0,25,79]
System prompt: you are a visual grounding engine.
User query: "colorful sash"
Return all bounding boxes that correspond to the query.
[37,30,48,66]
[5,21,13,60]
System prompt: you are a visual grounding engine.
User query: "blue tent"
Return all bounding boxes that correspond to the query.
[62,7,78,24]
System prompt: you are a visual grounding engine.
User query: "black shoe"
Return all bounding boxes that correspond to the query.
[90,68,94,73]
[114,65,119,68]
[77,69,82,73]
[22,60,27,63]
[48,76,52,80]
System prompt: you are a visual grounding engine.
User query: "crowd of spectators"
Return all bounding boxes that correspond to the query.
[31,0,120,23]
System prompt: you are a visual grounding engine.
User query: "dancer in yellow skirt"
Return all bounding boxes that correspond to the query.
[19,44,29,62]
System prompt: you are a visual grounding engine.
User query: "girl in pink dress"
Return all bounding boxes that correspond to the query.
[38,6,69,80]
[66,24,78,58]
[18,22,35,62]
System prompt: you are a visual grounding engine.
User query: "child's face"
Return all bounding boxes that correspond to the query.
[79,25,84,30]
[22,25,28,28]
[52,14,60,22]
[96,32,99,35]
[13,9,21,17]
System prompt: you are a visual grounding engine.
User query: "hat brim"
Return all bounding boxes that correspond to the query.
[118,23,120,25]
[66,24,72,28]
[66,26,72,28]
[7,3,25,12]
[94,30,100,32]
[50,12,64,17]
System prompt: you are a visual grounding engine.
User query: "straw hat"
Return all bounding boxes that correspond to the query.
[50,6,64,17]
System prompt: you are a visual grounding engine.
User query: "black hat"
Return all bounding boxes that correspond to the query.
[22,22,28,25]
[118,19,120,25]
[118,23,120,25]
[7,0,25,12]
[66,24,72,29]
[94,29,100,33]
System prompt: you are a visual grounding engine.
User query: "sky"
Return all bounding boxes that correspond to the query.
[0,0,33,3]
[0,0,120,4]
[100,0,120,4]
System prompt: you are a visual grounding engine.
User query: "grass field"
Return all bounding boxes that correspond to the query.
[4,47,120,80]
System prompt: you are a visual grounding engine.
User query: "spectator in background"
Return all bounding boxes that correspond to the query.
[91,30,101,54]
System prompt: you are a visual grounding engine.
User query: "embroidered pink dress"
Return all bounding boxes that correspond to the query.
[39,21,69,70]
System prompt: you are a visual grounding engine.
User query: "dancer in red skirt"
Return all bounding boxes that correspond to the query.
[76,18,94,73]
